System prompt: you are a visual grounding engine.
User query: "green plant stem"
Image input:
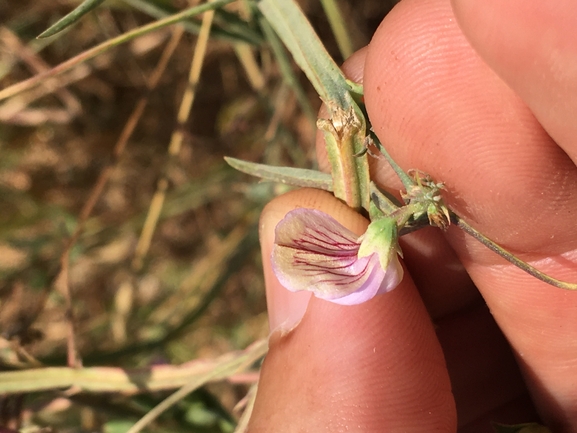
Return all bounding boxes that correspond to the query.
[389,203,422,228]
[318,103,370,210]
[455,214,577,290]
[371,131,415,191]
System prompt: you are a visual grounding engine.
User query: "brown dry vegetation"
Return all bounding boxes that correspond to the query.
[0,1,396,431]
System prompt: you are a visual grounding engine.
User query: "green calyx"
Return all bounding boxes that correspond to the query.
[358,217,402,270]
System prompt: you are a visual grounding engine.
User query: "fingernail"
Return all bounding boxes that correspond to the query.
[260,210,311,333]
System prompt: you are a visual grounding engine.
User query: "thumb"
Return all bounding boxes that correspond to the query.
[249,188,456,432]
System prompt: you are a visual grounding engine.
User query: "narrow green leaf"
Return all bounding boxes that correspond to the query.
[225,157,333,191]
[258,0,351,109]
[225,157,397,218]
[258,18,316,123]
[38,0,107,39]
[123,0,263,45]
[320,0,354,59]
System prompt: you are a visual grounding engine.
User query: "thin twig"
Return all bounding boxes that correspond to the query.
[455,214,577,290]
[75,25,185,231]
[126,339,267,433]
[319,0,354,59]
[38,27,185,367]
[233,42,266,92]
[58,27,183,367]
[132,2,216,271]
[0,339,268,394]
[233,382,259,433]
[56,251,81,368]
[0,0,235,102]
[0,27,81,124]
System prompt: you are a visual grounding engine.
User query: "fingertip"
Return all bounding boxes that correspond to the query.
[259,188,369,332]
[254,188,456,432]
[250,278,456,432]
[259,196,312,333]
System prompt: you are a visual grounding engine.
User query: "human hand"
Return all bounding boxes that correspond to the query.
[248,0,577,431]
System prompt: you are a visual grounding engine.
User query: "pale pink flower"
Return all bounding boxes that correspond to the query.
[272,208,403,305]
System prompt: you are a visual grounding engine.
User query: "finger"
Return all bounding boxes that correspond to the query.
[316,50,481,320]
[363,0,577,428]
[436,304,539,429]
[250,188,456,432]
[450,0,577,162]
[322,37,536,428]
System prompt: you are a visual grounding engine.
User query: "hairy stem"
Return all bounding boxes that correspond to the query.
[455,215,577,290]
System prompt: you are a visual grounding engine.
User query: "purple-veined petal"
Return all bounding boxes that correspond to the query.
[271,208,403,305]
[331,255,403,305]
